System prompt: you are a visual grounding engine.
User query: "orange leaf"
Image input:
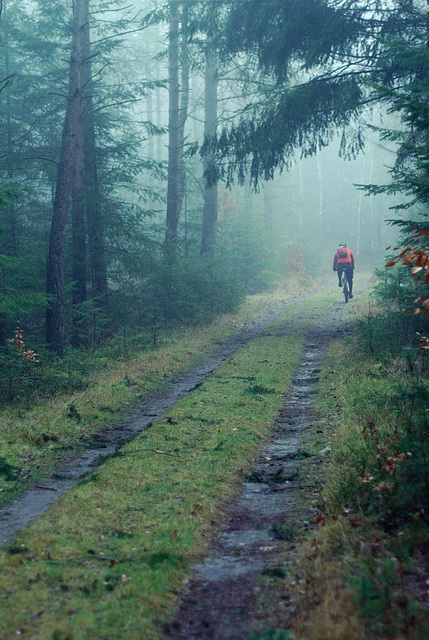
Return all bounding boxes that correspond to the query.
[399,247,412,258]
[385,261,396,268]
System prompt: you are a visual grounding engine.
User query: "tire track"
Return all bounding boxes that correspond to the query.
[0,288,324,547]
[163,298,354,640]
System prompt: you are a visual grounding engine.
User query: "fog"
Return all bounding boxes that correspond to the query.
[0,0,421,352]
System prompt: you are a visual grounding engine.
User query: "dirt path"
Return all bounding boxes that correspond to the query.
[162,294,356,639]
[0,288,326,547]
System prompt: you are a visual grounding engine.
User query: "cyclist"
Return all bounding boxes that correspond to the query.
[333,242,355,298]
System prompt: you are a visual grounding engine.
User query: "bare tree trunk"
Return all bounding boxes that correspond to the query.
[200,39,218,258]
[316,152,323,241]
[83,1,108,305]
[71,87,87,348]
[263,181,273,237]
[0,264,6,347]
[177,3,189,217]
[46,0,85,356]
[156,80,163,163]
[165,0,180,250]
[147,82,154,161]
[0,6,12,347]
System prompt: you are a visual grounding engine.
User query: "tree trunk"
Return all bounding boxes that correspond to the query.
[156,79,163,163]
[0,8,12,347]
[165,0,180,250]
[83,1,108,305]
[177,3,189,218]
[46,0,85,356]
[200,39,218,258]
[71,84,87,348]
[316,152,323,241]
[263,181,274,238]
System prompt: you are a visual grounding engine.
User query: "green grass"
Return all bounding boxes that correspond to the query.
[288,285,429,640]
[0,280,320,507]
[0,310,310,639]
[0,279,353,639]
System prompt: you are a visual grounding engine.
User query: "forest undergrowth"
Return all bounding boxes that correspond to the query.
[288,277,429,640]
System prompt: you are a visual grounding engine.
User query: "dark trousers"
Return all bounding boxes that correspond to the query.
[337,264,353,291]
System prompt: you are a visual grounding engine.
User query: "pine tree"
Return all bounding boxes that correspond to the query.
[212,0,417,187]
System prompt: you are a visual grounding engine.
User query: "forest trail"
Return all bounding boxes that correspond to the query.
[0,279,343,547]
[0,274,371,640]
[163,283,362,639]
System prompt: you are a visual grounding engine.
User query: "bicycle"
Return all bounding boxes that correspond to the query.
[340,269,349,303]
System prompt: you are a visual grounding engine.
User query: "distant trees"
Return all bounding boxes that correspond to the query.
[1,0,425,363]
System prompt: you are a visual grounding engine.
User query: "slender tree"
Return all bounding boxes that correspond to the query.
[82,1,108,305]
[165,0,181,250]
[177,2,190,220]
[71,65,87,348]
[200,35,218,257]
[46,0,86,356]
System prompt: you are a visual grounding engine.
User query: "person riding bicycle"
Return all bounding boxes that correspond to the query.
[333,242,355,298]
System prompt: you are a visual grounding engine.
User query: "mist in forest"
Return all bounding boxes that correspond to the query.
[0,0,419,356]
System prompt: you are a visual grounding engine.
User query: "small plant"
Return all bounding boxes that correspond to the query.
[244,384,276,395]
[261,566,287,579]
[0,321,40,401]
[0,457,17,481]
[361,421,411,493]
[271,524,295,541]
[351,556,400,620]
[8,321,39,364]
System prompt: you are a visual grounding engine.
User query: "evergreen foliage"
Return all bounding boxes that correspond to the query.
[0,0,424,396]
[206,0,421,187]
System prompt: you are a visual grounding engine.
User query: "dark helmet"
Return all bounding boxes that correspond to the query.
[339,242,347,247]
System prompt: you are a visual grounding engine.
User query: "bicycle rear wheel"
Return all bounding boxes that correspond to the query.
[342,273,349,303]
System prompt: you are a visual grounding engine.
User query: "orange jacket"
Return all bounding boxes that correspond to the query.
[333,247,354,270]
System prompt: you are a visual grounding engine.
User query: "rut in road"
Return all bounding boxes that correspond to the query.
[0,288,323,547]
[163,299,350,640]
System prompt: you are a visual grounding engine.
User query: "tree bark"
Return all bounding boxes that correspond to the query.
[165,0,181,251]
[46,0,85,356]
[177,3,189,218]
[83,6,108,305]
[200,38,218,258]
[71,81,87,348]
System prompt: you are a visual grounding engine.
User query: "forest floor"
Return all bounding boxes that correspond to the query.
[3,272,426,640]
[0,282,326,546]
